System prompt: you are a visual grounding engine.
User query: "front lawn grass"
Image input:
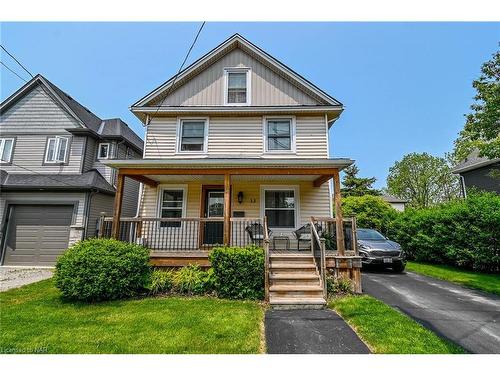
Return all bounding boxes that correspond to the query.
[0,279,264,354]
[406,262,500,295]
[329,295,465,354]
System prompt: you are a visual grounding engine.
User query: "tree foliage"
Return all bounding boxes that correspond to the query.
[341,164,381,197]
[386,152,461,209]
[454,48,500,161]
[341,195,397,234]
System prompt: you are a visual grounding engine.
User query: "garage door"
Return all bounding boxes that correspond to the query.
[2,205,73,266]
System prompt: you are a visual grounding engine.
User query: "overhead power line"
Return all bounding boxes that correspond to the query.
[153,21,206,114]
[0,45,34,78]
[0,60,28,82]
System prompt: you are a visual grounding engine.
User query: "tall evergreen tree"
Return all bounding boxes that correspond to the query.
[341,164,381,197]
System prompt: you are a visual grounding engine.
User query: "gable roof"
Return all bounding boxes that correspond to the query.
[452,150,500,174]
[382,194,408,204]
[132,33,343,111]
[1,74,143,153]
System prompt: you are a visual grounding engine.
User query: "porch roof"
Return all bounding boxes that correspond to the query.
[102,157,354,171]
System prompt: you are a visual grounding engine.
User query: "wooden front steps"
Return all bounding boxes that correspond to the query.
[269,254,326,308]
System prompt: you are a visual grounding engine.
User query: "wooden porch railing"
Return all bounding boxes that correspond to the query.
[311,216,359,256]
[98,216,268,252]
[311,218,327,299]
[263,216,270,302]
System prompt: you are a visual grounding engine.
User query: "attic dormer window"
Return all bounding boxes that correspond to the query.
[224,68,251,105]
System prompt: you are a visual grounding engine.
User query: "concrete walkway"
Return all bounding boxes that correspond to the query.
[0,267,53,292]
[363,270,500,354]
[265,309,370,354]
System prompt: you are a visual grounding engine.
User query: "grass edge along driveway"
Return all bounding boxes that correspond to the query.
[0,279,264,354]
[406,262,500,295]
[329,295,465,354]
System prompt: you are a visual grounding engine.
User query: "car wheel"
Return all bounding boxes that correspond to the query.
[392,263,406,273]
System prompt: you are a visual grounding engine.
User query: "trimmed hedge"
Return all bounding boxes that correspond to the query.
[388,193,500,273]
[209,245,264,300]
[54,238,151,301]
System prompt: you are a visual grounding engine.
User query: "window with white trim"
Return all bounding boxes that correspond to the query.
[265,118,293,152]
[0,138,14,163]
[98,143,110,159]
[159,188,185,228]
[178,119,207,152]
[45,136,68,163]
[264,189,296,228]
[224,68,250,105]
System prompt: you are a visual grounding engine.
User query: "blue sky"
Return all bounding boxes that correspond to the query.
[1,22,498,187]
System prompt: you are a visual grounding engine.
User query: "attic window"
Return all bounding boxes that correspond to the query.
[224,68,251,105]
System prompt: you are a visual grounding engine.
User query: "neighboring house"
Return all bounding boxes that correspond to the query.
[452,150,500,196]
[0,74,143,266]
[382,194,407,211]
[103,34,358,306]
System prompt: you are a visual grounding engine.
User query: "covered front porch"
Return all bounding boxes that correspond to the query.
[100,158,354,256]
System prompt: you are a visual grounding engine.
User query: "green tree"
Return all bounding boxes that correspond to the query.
[341,164,381,197]
[454,48,500,161]
[386,152,461,209]
[341,195,397,234]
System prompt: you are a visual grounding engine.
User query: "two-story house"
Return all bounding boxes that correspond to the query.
[0,74,143,266]
[103,34,359,306]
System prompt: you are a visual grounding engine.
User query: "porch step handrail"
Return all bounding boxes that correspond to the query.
[263,216,270,302]
[311,217,327,299]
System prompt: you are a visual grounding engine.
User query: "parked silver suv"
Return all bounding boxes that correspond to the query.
[357,228,406,272]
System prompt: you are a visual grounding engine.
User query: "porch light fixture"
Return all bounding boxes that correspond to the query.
[237,191,244,204]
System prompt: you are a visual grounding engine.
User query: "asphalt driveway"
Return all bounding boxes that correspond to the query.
[362,270,500,354]
[265,309,370,354]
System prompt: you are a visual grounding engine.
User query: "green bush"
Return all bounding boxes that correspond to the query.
[172,264,214,295]
[341,195,398,234]
[327,275,352,296]
[54,238,151,301]
[209,245,264,300]
[388,192,500,273]
[149,268,175,295]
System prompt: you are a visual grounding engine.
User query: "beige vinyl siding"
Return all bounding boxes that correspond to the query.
[144,115,328,158]
[161,48,320,106]
[0,84,80,133]
[86,193,114,238]
[144,118,177,158]
[208,116,263,156]
[139,179,330,225]
[295,116,328,158]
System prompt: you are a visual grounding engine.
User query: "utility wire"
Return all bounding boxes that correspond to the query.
[8,161,87,188]
[152,21,206,114]
[0,60,28,83]
[0,45,34,78]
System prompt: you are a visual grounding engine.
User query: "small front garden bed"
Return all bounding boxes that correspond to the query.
[0,279,264,354]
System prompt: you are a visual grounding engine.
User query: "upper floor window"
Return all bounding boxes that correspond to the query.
[0,138,15,163]
[45,136,69,163]
[224,68,251,105]
[177,118,208,153]
[98,143,111,159]
[264,117,295,153]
